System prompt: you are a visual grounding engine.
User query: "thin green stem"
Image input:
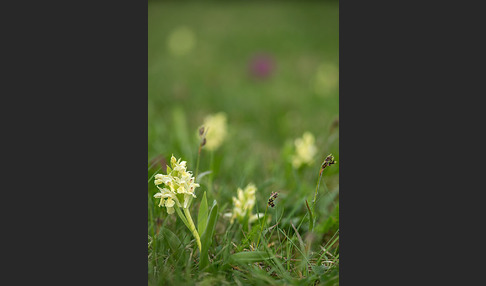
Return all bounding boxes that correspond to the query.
[195,145,202,181]
[312,171,323,210]
[183,207,202,252]
[196,127,209,181]
[208,150,214,193]
[175,204,191,230]
[256,204,269,249]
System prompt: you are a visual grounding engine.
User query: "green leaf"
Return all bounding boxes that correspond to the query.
[198,191,208,235]
[160,228,182,253]
[199,200,218,270]
[230,251,273,264]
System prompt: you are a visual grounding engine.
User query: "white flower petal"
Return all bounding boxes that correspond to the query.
[158,198,165,207]
[153,155,199,210]
[165,198,175,207]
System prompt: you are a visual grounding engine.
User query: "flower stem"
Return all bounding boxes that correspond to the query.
[183,207,202,252]
[195,145,202,181]
[208,150,214,193]
[256,204,269,249]
[312,171,323,211]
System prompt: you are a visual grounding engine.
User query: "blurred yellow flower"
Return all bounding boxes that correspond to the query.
[201,112,228,151]
[167,26,196,56]
[292,132,318,169]
[225,183,263,224]
[313,63,339,97]
[154,155,199,214]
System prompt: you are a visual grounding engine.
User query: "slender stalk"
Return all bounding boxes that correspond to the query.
[313,154,335,210]
[196,126,208,182]
[208,150,214,193]
[183,207,202,252]
[256,204,269,249]
[195,145,202,181]
[312,170,323,210]
[174,204,191,230]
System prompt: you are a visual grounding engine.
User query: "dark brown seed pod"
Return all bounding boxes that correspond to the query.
[268,192,279,207]
[319,154,336,175]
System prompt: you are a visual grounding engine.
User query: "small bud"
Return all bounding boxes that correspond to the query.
[201,138,206,147]
[199,126,205,136]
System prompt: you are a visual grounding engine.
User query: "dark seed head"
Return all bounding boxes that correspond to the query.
[321,154,336,169]
[268,192,279,207]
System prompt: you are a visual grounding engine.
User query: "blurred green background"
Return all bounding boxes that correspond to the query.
[149,0,339,216]
[149,0,338,158]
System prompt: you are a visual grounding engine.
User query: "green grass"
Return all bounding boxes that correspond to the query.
[148,1,339,285]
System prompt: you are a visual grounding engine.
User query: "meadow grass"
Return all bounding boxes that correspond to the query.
[149,1,339,285]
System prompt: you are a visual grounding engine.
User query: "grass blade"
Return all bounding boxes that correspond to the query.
[305,199,314,232]
[230,251,273,264]
[196,170,212,182]
[160,228,183,254]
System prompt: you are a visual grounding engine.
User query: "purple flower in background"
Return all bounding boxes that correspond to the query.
[249,53,275,79]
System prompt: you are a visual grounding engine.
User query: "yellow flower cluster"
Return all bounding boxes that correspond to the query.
[292,132,318,169]
[154,155,200,214]
[226,183,262,224]
[202,112,228,151]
